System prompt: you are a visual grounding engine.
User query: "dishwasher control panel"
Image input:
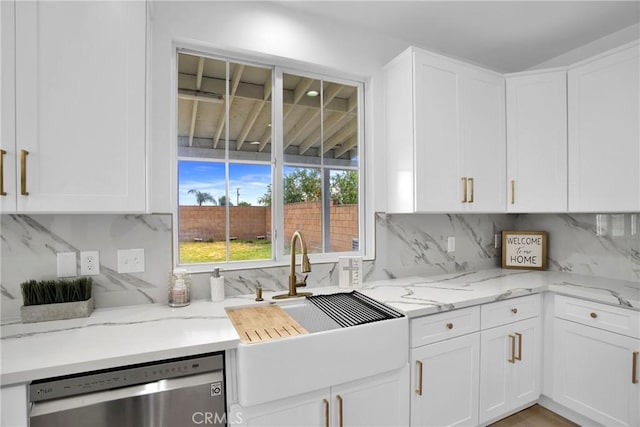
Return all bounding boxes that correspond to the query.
[30,352,224,402]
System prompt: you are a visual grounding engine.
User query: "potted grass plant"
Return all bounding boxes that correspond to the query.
[20,278,94,323]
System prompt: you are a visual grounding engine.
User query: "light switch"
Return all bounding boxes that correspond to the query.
[57,252,77,277]
[117,249,145,273]
[447,236,455,253]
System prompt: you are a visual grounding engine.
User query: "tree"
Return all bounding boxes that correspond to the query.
[218,195,234,206]
[330,171,358,204]
[258,169,358,206]
[258,169,321,206]
[188,189,216,206]
[238,201,252,206]
[284,169,321,203]
[257,184,272,206]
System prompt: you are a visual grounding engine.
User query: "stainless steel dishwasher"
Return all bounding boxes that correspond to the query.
[29,352,226,427]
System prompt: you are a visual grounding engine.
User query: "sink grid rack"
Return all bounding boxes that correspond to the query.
[306,291,404,328]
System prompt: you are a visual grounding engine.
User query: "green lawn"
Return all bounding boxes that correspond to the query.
[180,240,272,263]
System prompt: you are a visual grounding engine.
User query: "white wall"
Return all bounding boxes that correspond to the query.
[528,23,640,70]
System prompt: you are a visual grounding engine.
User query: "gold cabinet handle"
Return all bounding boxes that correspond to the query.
[511,180,515,204]
[508,334,516,364]
[633,351,639,384]
[416,360,423,396]
[0,149,6,196]
[446,322,454,330]
[336,395,343,427]
[468,177,474,203]
[511,308,518,314]
[461,177,468,203]
[323,398,329,427]
[20,149,29,196]
[515,332,523,361]
[590,312,598,319]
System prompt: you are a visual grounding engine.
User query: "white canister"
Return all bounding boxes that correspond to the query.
[210,268,225,302]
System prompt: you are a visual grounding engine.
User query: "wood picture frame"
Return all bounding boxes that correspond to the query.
[501,231,547,270]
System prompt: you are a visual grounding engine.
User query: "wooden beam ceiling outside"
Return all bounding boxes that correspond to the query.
[177,64,358,160]
[213,64,244,149]
[188,57,205,147]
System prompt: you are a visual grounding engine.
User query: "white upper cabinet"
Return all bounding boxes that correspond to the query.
[506,71,568,212]
[385,47,505,213]
[460,66,506,212]
[0,0,16,212]
[2,1,146,213]
[568,42,639,212]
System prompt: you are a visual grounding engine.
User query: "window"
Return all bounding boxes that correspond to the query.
[176,50,363,267]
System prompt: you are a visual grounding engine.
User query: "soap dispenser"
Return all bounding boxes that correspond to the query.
[210,268,225,302]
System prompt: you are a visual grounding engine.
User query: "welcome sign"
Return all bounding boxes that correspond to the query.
[502,231,547,270]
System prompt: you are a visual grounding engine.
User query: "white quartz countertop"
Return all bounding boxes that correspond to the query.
[1,269,638,387]
[359,269,640,318]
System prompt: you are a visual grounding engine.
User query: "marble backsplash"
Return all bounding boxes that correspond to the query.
[517,213,639,282]
[1,214,173,320]
[1,212,638,320]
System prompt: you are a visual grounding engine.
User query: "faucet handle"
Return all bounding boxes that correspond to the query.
[295,273,308,287]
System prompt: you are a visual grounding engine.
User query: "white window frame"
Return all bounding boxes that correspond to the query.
[172,46,370,272]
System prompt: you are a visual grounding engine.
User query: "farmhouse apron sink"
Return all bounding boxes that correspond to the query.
[229,292,409,407]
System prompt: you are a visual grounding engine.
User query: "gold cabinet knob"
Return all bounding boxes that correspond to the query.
[511,308,518,314]
[446,322,454,330]
[590,312,598,319]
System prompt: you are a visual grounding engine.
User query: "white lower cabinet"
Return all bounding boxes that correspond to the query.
[409,295,542,427]
[229,367,409,427]
[411,332,480,427]
[229,388,328,427]
[478,317,541,424]
[0,384,28,427]
[332,369,409,426]
[552,296,640,427]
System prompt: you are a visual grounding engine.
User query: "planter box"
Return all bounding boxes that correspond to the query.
[21,297,94,323]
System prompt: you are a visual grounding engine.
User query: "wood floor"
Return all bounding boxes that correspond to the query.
[489,405,578,427]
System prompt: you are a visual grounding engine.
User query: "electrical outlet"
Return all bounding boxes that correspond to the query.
[80,251,100,276]
[57,252,77,277]
[117,248,145,273]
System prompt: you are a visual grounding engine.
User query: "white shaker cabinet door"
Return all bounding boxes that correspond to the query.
[0,0,16,212]
[479,317,541,424]
[506,71,567,212]
[229,389,329,427]
[568,43,639,212]
[410,333,480,427]
[331,366,409,427]
[14,1,146,212]
[413,50,463,212]
[460,66,506,212]
[553,319,640,427]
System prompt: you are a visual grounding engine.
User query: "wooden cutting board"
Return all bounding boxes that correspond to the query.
[227,305,308,344]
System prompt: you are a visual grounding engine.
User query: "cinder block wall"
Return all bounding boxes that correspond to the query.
[179,206,267,241]
[179,203,358,252]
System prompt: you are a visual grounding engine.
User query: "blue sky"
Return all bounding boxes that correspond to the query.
[178,161,271,206]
